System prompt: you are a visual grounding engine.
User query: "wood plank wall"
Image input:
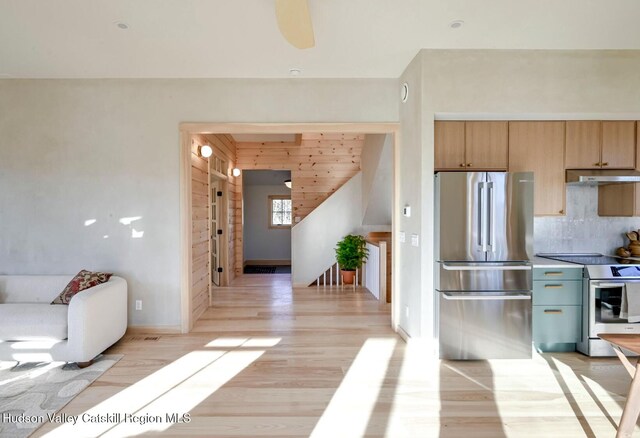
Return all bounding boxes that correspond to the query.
[200,134,239,285]
[190,138,210,323]
[237,132,364,218]
[190,134,237,322]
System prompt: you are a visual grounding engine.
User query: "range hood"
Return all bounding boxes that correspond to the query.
[566,169,640,185]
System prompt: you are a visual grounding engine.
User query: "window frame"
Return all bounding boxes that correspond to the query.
[268,195,293,229]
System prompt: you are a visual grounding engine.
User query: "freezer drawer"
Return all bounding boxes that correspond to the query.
[439,291,532,360]
[437,262,532,292]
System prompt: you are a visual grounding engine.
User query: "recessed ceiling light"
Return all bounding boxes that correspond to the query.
[289,68,302,77]
[449,20,464,29]
[116,21,129,30]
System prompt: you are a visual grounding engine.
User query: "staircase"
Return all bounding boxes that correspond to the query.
[291,172,363,287]
[309,262,362,287]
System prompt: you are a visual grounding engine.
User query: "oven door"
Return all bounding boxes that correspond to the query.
[590,280,640,337]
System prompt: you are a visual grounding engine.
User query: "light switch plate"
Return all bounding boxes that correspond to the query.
[399,231,406,243]
[411,233,419,247]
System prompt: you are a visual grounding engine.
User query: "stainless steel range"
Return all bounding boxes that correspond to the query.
[540,253,640,356]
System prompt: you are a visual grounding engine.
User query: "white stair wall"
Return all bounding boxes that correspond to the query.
[292,172,363,287]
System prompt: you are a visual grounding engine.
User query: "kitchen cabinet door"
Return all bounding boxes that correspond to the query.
[601,121,636,169]
[598,183,640,217]
[509,121,566,216]
[434,121,465,170]
[465,121,508,170]
[565,121,601,169]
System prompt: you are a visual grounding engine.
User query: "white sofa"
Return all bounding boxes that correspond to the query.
[0,275,127,363]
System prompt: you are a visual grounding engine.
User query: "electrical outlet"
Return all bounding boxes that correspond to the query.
[399,231,406,243]
[135,300,142,311]
[411,233,419,247]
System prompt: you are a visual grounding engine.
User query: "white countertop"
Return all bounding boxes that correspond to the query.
[530,256,584,269]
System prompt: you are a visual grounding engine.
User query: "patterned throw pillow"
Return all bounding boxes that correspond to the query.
[51,270,113,305]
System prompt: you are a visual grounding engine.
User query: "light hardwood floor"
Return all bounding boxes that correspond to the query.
[35,276,637,437]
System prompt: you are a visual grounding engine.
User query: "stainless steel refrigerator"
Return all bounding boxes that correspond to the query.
[435,172,534,359]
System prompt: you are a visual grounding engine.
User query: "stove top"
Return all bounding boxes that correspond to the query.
[539,253,623,265]
[537,253,640,280]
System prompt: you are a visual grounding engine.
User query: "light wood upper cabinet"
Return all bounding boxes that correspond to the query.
[434,121,508,171]
[598,183,639,217]
[601,121,636,169]
[434,121,465,170]
[465,121,508,170]
[509,121,566,216]
[566,121,636,169]
[599,121,640,216]
[565,121,601,169]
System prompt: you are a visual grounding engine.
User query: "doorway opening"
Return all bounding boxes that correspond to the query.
[180,123,399,334]
[242,170,292,278]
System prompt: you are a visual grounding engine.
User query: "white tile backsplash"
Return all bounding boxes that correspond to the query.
[534,185,640,255]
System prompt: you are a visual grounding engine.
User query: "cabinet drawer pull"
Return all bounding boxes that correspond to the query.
[466,163,472,167]
[544,271,563,276]
[602,162,609,166]
[459,163,465,167]
[594,162,601,167]
[544,284,564,289]
[544,309,563,314]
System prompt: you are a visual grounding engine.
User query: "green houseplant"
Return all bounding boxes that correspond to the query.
[335,234,369,284]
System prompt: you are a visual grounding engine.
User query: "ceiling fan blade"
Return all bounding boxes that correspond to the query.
[275,0,315,49]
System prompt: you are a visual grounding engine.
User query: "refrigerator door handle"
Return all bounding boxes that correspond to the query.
[477,181,485,250]
[442,292,532,301]
[441,263,532,271]
[479,181,489,252]
[486,181,495,252]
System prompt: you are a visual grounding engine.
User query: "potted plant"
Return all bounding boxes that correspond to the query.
[335,234,369,284]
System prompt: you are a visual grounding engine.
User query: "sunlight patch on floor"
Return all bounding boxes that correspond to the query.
[310,338,396,438]
[103,350,264,436]
[42,350,227,437]
[549,356,619,437]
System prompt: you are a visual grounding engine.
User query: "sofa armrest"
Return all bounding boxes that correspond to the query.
[66,276,128,362]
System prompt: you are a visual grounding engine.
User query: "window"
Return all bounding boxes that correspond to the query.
[269,195,292,228]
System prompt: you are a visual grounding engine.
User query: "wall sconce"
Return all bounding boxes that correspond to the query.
[199,145,213,158]
[284,179,292,189]
[232,168,241,177]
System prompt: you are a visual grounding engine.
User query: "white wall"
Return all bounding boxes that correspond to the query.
[361,134,393,226]
[243,184,292,261]
[291,173,363,286]
[0,78,398,329]
[398,53,424,338]
[398,49,640,340]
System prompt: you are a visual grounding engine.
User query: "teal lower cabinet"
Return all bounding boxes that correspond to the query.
[532,268,583,353]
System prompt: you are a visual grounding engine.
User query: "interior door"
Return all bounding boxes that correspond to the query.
[211,180,221,286]
[485,172,533,262]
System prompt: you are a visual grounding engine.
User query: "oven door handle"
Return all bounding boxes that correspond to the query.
[593,282,637,288]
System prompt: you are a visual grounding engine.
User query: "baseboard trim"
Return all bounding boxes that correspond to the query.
[126,326,182,335]
[396,325,411,343]
[244,259,291,266]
